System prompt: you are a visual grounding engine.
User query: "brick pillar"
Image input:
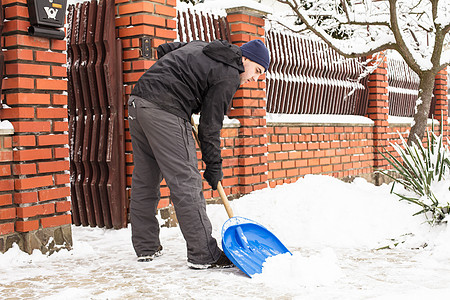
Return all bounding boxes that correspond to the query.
[226,6,269,195]
[366,54,390,179]
[0,126,15,252]
[0,1,72,253]
[116,0,176,211]
[433,69,449,139]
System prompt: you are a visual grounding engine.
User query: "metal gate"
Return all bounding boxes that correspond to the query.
[177,6,231,42]
[67,0,127,229]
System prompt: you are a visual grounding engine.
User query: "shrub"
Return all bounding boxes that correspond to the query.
[378,128,450,225]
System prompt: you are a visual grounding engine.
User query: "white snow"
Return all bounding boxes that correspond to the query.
[266,113,374,124]
[178,1,227,17]
[388,116,439,126]
[201,0,273,14]
[0,120,13,130]
[192,114,240,128]
[0,120,14,135]
[1,175,450,299]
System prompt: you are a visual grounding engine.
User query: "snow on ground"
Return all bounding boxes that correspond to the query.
[1,175,450,299]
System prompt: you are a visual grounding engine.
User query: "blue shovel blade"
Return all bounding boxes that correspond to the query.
[221,216,291,278]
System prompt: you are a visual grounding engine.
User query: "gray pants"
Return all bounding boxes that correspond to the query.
[128,95,221,264]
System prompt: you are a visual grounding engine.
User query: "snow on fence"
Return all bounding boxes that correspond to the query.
[265,30,369,116]
[386,56,438,118]
[387,57,420,117]
[176,5,231,43]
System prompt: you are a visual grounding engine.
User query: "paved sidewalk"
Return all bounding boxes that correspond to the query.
[2,224,450,300]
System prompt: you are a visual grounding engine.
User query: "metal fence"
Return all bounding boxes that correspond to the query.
[265,30,369,115]
[177,7,231,42]
[67,0,127,229]
[387,56,437,118]
[387,57,420,117]
[176,10,377,117]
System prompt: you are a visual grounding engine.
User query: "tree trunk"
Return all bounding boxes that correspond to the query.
[407,72,436,146]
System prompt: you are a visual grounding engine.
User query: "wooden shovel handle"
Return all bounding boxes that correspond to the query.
[217,182,234,218]
[191,117,234,218]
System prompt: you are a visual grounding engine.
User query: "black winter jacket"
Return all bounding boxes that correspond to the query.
[131,40,244,166]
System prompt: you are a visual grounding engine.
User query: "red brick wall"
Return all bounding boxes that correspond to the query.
[265,119,443,188]
[267,124,374,186]
[0,0,71,243]
[0,131,14,236]
[265,60,447,189]
[434,69,449,138]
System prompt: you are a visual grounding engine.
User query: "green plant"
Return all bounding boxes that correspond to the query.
[378,128,450,225]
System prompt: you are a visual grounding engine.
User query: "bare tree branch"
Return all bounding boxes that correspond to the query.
[408,28,420,47]
[277,0,397,58]
[442,24,450,34]
[340,0,350,21]
[429,0,446,73]
[388,0,422,74]
[440,61,450,72]
[345,20,391,27]
[270,19,309,34]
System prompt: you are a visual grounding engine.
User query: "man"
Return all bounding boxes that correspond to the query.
[128,39,270,269]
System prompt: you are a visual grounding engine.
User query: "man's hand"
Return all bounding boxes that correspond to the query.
[204,163,223,190]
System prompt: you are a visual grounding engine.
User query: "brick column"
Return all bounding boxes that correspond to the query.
[433,69,449,139]
[226,6,270,195]
[0,0,71,253]
[116,0,176,212]
[0,127,15,252]
[366,54,390,180]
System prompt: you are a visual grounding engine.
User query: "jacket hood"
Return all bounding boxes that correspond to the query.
[203,40,245,73]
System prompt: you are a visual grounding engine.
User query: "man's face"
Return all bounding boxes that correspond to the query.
[239,57,265,85]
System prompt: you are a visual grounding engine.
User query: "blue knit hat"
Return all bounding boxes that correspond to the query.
[240,39,270,72]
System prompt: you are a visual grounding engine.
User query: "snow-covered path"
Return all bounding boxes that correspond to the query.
[1,175,450,299]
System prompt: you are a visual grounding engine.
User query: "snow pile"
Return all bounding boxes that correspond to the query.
[0,244,48,267]
[218,175,425,250]
[253,248,343,288]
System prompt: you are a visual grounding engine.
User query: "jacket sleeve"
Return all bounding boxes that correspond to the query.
[157,42,187,59]
[198,77,240,166]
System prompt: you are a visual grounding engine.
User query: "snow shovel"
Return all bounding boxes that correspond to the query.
[191,117,291,277]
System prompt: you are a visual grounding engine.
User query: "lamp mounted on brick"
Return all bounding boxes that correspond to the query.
[27,0,67,40]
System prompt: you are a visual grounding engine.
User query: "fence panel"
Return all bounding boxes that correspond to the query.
[387,57,420,117]
[266,30,369,116]
[103,0,127,229]
[67,0,126,229]
[177,7,230,42]
[386,56,438,118]
[94,0,113,228]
